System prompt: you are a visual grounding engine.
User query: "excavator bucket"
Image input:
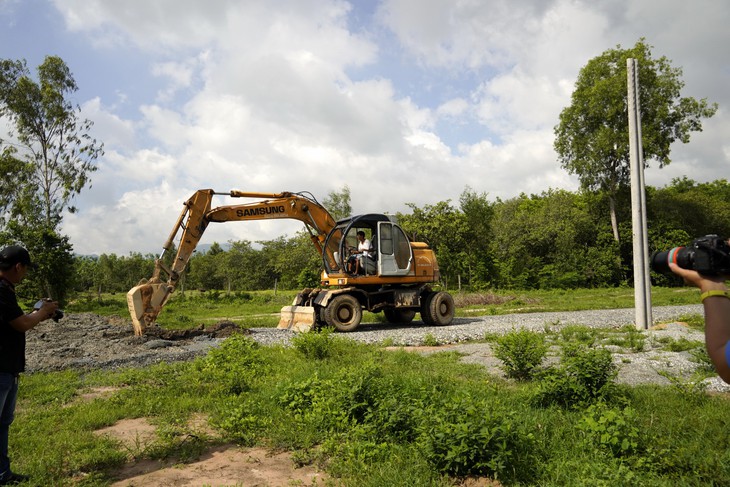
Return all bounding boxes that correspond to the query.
[126,280,173,336]
[278,305,317,332]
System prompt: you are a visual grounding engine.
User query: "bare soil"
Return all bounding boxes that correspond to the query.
[93,416,325,487]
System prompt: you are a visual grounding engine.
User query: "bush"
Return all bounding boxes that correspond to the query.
[416,394,537,483]
[577,403,640,457]
[532,345,618,408]
[493,328,548,380]
[291,327,338,360]
[195,334,264,394]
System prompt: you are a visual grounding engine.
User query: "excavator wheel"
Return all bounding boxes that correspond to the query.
[427,291,455,326]
[421,291,454,326]
[323,294,362,332]
[384,308,416,324]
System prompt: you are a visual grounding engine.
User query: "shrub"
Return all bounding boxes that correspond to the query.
[493,328,548,381]
[214,400,271,446]
[532,345,618,408]
[417,394,537,483]
[291,327,338,360]
[195,334,264,394]
[577,403,640,457]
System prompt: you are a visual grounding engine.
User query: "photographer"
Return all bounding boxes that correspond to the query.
[0,245,58,485]
[669,262,730,384]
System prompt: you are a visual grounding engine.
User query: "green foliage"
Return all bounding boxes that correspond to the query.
[577,403,640,457]
[604,324,646,352]
[291,327,340,360]
[533,345,618,408]
[416,393,537,482]
[194,334,265,394]
[214,400,271,446]
[323,185,352,221]
[559,324,598,346]
[554,38,717,242]
[12,333,730,486]
[661,336,703,352]
[493,328,548,380]
[0,56,103,228]
[422,333,440,346]
[3,224,75,303]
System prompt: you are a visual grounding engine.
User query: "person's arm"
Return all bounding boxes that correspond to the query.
[669,262,730,383]
[9,300,58,333]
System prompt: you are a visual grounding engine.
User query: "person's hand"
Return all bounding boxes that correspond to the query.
[38,299,59,321]
[668,263,728,293]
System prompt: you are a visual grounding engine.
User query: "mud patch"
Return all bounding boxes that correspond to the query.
[143,320,247,340]
[25,314,248,372]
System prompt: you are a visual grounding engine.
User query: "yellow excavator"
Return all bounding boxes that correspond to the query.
[127,189,454,335]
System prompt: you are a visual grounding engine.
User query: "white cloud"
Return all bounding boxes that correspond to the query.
[22,0,725,254]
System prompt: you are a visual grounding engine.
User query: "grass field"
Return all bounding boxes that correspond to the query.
[66,286,702,329]
[14,286,719,486]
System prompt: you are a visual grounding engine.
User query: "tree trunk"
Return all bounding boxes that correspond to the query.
[609,195,620,242]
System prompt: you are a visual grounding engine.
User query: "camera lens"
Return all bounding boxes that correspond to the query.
[650,246,690,274]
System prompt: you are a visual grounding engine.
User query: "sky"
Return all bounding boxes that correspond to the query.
[1,0,728,256]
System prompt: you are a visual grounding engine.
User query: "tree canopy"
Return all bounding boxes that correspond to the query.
[0,55,103,301]
[554,38,717,242]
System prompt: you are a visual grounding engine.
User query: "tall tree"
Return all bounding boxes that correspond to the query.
[0,55,103,301]
[0,55,103,228]
[554,39,717,242]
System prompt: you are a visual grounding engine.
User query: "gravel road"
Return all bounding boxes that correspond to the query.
[24,305,730,392]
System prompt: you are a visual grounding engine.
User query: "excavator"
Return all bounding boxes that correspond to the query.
[127,189,455,336]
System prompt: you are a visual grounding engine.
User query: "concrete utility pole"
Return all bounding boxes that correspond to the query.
[627,58,653,330]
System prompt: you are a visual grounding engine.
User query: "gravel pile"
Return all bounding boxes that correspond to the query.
[24,305,730,393]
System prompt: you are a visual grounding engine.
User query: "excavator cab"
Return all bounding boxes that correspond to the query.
[323,214,412,278]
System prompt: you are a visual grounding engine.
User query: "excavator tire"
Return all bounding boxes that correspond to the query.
[323,294,362,332]
[421,291,454,326]
[427,291,455,326]
[384,308,416,324]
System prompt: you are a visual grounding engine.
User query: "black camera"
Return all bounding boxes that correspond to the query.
[650,234,730,276]
[34,299,64,322]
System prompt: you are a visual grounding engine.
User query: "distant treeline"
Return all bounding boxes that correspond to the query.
[69,178,730,296]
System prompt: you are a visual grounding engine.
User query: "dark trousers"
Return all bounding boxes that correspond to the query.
[0,373,18,477]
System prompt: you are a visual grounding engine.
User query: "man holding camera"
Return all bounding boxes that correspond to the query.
[0,245,58,485]
[670,262,730,384]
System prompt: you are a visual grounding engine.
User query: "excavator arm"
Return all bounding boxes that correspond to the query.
[127,189,337,335]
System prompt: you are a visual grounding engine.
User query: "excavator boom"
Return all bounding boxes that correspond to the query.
[126,189,336,335]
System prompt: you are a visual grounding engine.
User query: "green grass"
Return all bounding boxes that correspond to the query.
[67,286,702,330]
[12,333,730,486]
[454,286,700,316]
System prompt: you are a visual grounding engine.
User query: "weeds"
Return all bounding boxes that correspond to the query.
[492,328,547,381]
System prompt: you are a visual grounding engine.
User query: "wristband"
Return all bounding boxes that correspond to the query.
[700,290,730,303]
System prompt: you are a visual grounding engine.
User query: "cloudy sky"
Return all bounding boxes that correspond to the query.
[1,0,728,255]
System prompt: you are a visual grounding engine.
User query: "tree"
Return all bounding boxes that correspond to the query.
[323,185,352,221]
[459,187,495,288]
[398,200,470,288]
[0,56,103,227]
[554,39,717,242]
[0,56,103,300]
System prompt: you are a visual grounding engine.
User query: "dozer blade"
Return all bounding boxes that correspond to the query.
[278,305,317,332]
[126,280,173,336]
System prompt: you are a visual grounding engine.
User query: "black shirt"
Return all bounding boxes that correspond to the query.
[0,278,26,374]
